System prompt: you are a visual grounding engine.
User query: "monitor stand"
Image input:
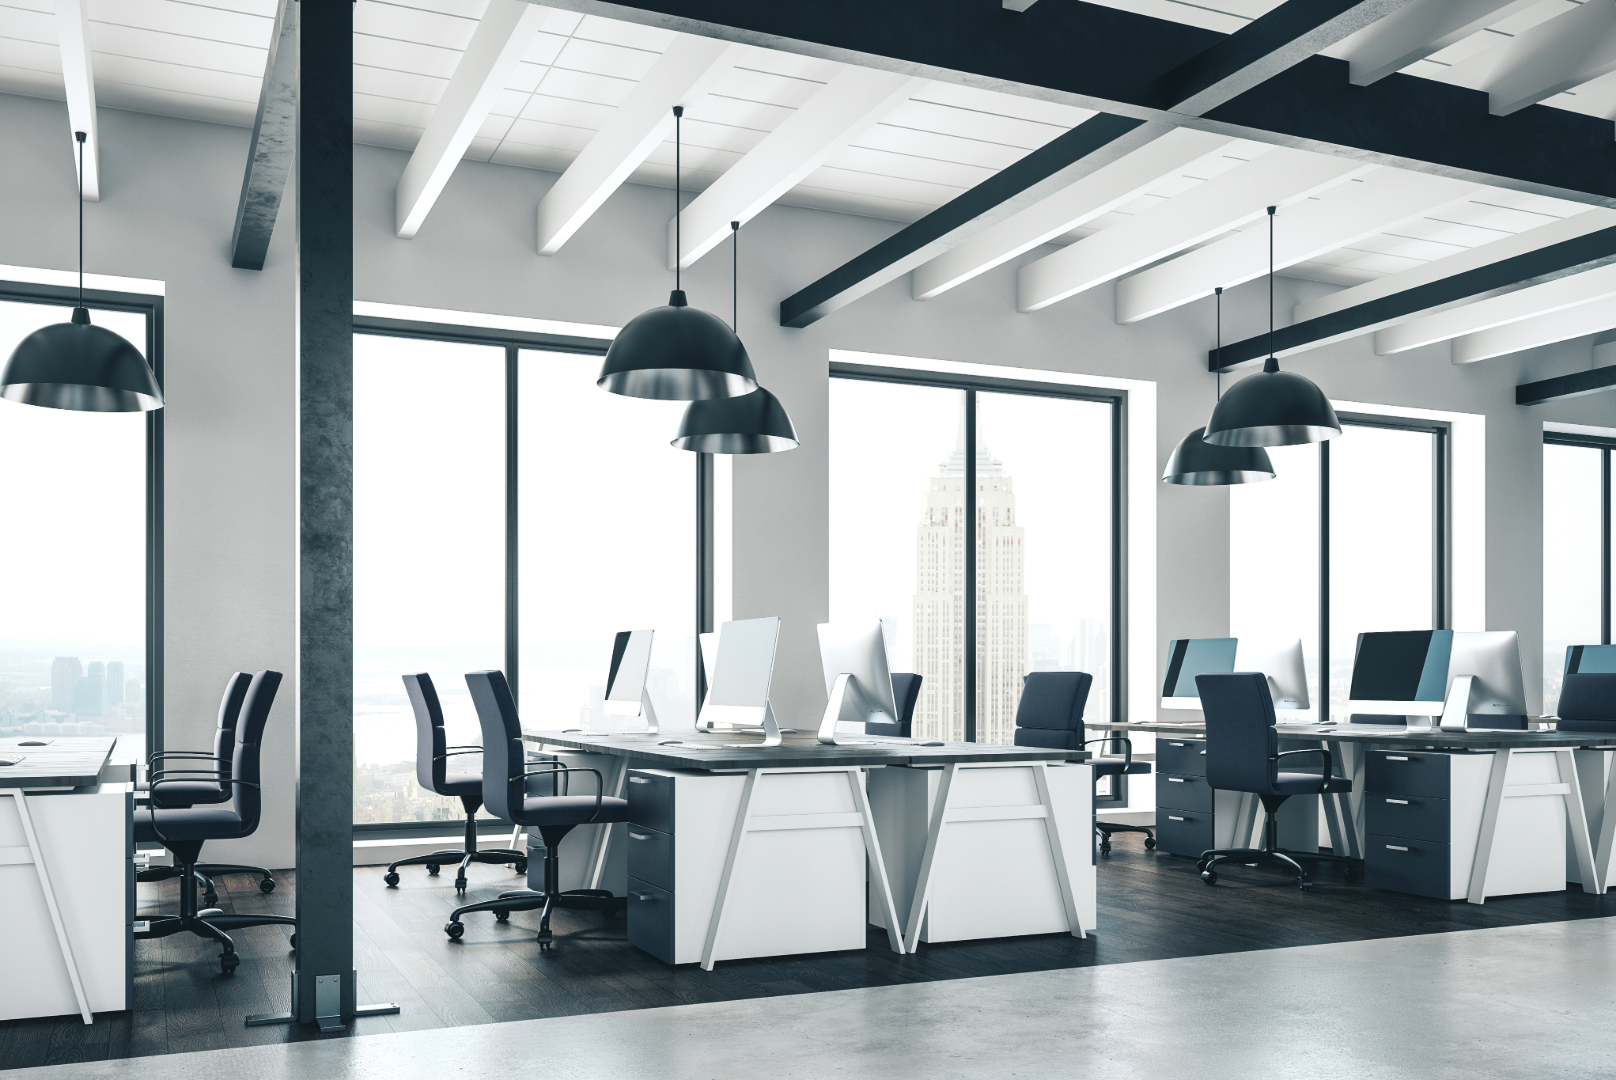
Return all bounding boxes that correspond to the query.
[610,689,660,736]
[721,702,783,748]
[817,674,931,746]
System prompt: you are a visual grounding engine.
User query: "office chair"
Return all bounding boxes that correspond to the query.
[136,672,278,907]
[865,672,922,738]
[1554,673,1616,732]
[1012,671,1154,855]
[445,670,629,951]
[383,673,528,893]
[1194,671,1358,891]
[134,670,297,974]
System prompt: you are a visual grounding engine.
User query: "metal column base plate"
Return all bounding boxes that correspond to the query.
[246,971,401,1029]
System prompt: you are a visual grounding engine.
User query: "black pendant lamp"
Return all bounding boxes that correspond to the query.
[672,221,798,453]
[0,132,163,412]
[1202,206,1339,448]
[598,106,757,401]
[1163,287,1275,486]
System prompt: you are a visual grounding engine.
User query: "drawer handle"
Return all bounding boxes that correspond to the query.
[1168,742,1186,747]
[1385,844,1409,852]
[629,832,651,841]
[1167,777,1187,783]
[629,777,650,784]
[1385,798,1409,805]
[1168,815,1186,821]
[630,892,660,901]
[1385,756,1410,762]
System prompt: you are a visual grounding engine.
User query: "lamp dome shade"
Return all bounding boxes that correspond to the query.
[1201,359,1340,448]
[1162,425,1275,486]
[671,386,798,454]
[0,310,163,412]
[598,290,757,400]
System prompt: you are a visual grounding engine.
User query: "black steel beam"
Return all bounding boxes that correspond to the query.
[1517,365,1616,406]
[1209,225,1616,370]
[230,0,296,271]
[779,113,1154,328]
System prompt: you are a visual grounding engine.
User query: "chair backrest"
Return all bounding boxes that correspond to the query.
[892,673,921,736]
[228,670,283,828]
[1012,672,1092,751]
[403,673,451,795]
[1558,673,1616,724]
[1196,672,1278,795]
[465,670,524,821]
[209,672,253,790]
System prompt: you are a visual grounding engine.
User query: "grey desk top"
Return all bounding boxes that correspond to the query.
[0,736,118,789]
[1088,721,1614,750]
[521,730,1087,771]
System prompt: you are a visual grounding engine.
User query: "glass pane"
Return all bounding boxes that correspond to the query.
[517,351,695,732]
[353,335,505,824]
[0,300,148,763]
[1543,443,1604,713]
[974,392,1113,745]
[1230,442,1321,721]
[829,380,965,741]
[1328,426,1436,720]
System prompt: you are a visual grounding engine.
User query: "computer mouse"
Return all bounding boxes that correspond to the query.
[19,740,47,746]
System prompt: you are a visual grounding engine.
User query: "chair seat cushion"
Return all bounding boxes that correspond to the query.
[133,805,248,844]
[518,795,629,827]
[137,779,230,808]
[1090,759,1151,777]
[1272,771,1352,795]
[436,773,483,798]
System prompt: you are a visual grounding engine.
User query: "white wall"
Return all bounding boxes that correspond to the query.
[4,93,1614,861]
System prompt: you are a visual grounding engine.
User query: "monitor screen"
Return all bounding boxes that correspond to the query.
[1567,644,1616,675]
[1348,629,1452,703]
[1162,638,1237,699]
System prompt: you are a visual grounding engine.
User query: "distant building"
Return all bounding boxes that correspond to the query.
[75,662,106,718]
[106,661,125,707]
[51,657,81,712]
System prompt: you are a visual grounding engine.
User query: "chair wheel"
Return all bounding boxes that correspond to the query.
[1099,841,1111,856]
[427,864,440,876]
[495,910,510,923]
[539,941,552,953]
[1201,870,1218,885]
[1144,836,1156,850]
[259,877,276,893]
[1298,880,1312,892]
[384,872,400,887]
[514,859,527,875]
[289,933,298,949]
[220,953,240,975]
[202,891,219,909]
[454,877,467,893]
[445,921,464,940]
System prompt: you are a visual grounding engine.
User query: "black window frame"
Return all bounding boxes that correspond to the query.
[1543,431,1615,646]
[828,360,1128,742]
[0,280,165,757]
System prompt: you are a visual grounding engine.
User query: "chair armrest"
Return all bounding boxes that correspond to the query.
[147,750,218,766]
[445,745,482,751]
[434,749,483,761]
[147,767,227,782]
[1276,747,1335,795]
[519,763,605,820]
[145,778,260,842]
[1082,736,1131,769]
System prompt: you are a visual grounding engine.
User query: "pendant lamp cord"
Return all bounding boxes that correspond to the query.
[1267,204,1276,363]
[1215,286,1222,401]
[731,220,740,332]
[673,106,683,294]
[76,130,85,311]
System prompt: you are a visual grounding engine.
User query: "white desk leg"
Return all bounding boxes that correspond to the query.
[1467,748,1513,905]
[508,823,523,851]
[587,756,629,892]
[1557,749,1599,895]
[1597,752,1616,893]
[701,768,760,972]
[847,768,905,953]
[10,791,92,1025]
[903,763,958,954]
[1031,764,1085,939]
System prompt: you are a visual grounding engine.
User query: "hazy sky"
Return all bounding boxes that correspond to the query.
[1543,441,1603,711]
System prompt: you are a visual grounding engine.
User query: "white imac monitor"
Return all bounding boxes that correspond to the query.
[1161,638,1237,710]
[1346,629,1453,728]
[1440,631,1529,730]
[698,617,784,746]
[1234,637,1311,720]
[815,620,901,745]
[698,631,718,691]
[603,629,658,734]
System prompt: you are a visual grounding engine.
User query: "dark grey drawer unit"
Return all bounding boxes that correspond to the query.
[1364,834,1450,898]
[625,824,673,891]
[1155,735,1216,857]
[1363,750,1455,899]
[626,770,675,833]
[1157,809,1214,857]
[625,875,674,963]
[1365,793,1451,844]
[1157,739,1207,776]
[1365,751,1450,800]
[626,769,678,962]
[1157,772,1213,815]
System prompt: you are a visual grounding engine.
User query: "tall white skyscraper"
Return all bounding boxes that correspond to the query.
[106,661,125,707]
[51,657,81,712]
[912,411,1029,743]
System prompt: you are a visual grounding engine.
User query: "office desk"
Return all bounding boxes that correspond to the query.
[0,736,130,1024]
[1093,722,1614,903]
[522,731,1089,966]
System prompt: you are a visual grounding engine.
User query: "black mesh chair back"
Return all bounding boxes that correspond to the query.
[404,673,451,794]
[465,670,525,822]
[1558,673,1616,731]
[1012,671,1093,751]
[210,672,252,790]
[1197,672,1280,795]
[229,670,282,829]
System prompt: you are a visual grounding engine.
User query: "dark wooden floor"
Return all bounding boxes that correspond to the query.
[7,832,1616,1069]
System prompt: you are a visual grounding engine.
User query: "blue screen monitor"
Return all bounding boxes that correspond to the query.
[1161,638,1237,709]
[1566,644,1616,675]
[1346,629,1453,718]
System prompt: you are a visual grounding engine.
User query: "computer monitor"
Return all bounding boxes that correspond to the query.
[1441,631,1529,730]
[699,617,784,746]
[1566,644,1616,675]
[603,629,658,734]
[1344,629,1453,725]
[1233,637,1310,717]
[1161,638,1237,710]
[815,620,901,745]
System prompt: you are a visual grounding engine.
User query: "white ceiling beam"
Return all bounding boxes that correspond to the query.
[55,0,98,201]
[1016,149,1370,313]
[396,0,548,239]
[1453,291,1616,363]
[669,68,923,269]
[1342,0,1538,86]
[537,35,739,257]
[1002,0,1039,9]
[1376,260,1616,354]
[1445,0,1616,116]
[1116,171,1479,324]
[910,127,1232,301]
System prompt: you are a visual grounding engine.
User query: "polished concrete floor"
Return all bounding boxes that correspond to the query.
[13,915,1615,1079]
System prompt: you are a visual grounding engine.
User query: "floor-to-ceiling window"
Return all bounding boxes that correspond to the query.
[351,327,698,828]
[1231,417,1446,722]
[0,292,159,763]
[1543,436,1610,714]
[829,365,1119,744]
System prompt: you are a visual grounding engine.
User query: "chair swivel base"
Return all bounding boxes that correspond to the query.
[1196,847,1360,891]
[444,888,624,951]
[136,910,298,974]
[1096,822,1155,856]
[383,847,527,892]
[138,862,277,907]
